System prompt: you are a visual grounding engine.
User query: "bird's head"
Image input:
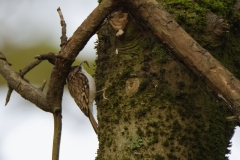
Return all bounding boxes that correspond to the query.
[70,60,90,73]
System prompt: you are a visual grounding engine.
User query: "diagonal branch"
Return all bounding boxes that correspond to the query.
[35,52,56,65]
[5,59,43,106]
[46,0,116,113]
[0,52,50,112]
[46,2,117,160]
[59,0,116,61]
[128,0,240,121]
[19,59,43,77]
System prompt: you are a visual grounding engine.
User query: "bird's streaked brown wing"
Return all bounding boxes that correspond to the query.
[67,68,90,117]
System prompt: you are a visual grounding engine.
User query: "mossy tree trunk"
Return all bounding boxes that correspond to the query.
[95,0,239,159]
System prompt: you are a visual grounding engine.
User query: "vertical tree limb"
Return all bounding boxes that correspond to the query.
[49,2,116,158]
[51,7,66,160]
[57,7,68,46]
[52,112,62,160]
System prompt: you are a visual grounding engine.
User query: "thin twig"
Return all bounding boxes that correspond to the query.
[35,52,56,65]
[57,7,68,47]
[226,115,239,121]
[5,58,43,106]
[52,112,62,160]
[38,79,47,91]
[0,51,14,106]
[5,86,13,106]
[59,0,115,61]
[19,59,43,77]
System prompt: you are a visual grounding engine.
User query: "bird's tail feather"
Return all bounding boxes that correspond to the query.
[89,112,98,135]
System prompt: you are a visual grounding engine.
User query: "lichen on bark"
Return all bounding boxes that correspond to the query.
[95,1,238,159]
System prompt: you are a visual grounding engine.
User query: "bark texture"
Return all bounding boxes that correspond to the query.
[95,1,238,159]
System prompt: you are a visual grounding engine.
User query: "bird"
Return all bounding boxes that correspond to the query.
[67,61,98,134]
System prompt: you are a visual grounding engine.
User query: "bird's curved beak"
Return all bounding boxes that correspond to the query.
[80,60,90,68]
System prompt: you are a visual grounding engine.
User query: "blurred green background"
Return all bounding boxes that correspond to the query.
[0,1,239,160]
[0,0,97,87]
[0,41,96,87]
[0,42,57,85]
[0,1,99,160]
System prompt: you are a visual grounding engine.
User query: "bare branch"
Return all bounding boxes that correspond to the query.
[5,86,13,106]
[0,52,51,112]
[35,52,56,65]
[60,0,116,61]
[226,115,238,121]
[52,112,62,160]
[1,2,118,160]
[19,59,42,77]
[57,7,68,47]
[48,3,117,158]
[0,51,12,66]
[46,0,116,112]
[128,0,240,121]
[5,58,43,106]
[38,79,47,91]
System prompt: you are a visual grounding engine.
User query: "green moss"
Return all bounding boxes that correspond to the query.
[135,107,148,119]
[115,107,121,118]
[136,127,144,137]
[151,44,171,63]
[96,2,237,158]
[172,120,182,132]
[147,121,159,128]
[130,99,136,105]
[159,0,239,35]
[160,0,207,32]
[141,64,150,71]
[160,130,166,136]
[123,115,129,122]
[124,126,128,130]
[177,81,185,90]
[128,136,144,151]
[154,154,165,160]
[146,136,159,145]
[163,140,169,147]
[123,113,130,121]
[167,153,179,159]
[137,79,149,93]
[212,33,240,79]
[121,66,134,79]
[107,139,112,148]
[113,117,119,124]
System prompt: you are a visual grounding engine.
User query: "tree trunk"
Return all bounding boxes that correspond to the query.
[95,1,238,159]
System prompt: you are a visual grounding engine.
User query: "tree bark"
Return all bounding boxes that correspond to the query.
[1,0,239,159]
[127,0,240,119]
[95,1,237,159]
